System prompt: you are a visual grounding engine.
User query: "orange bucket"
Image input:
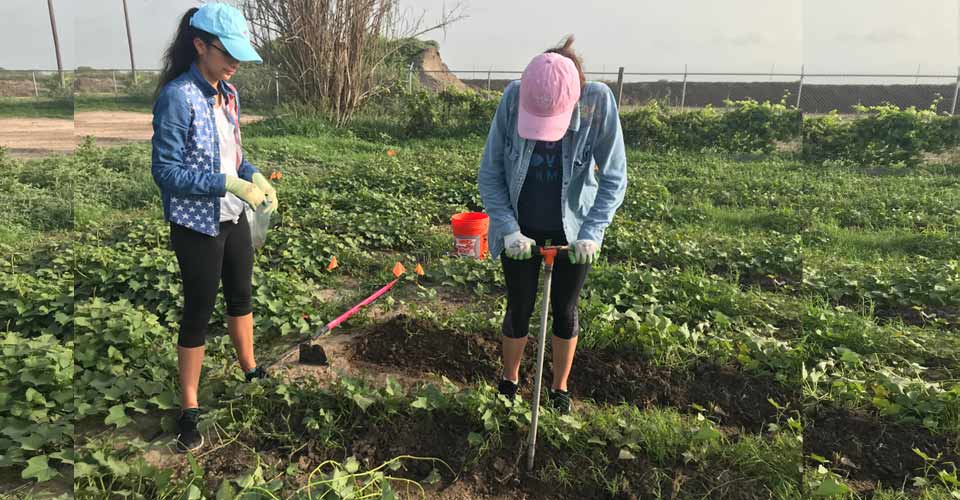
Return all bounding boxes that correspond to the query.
[451,212,489,259]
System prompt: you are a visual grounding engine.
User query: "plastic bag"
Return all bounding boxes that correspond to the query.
[246,202,272,249]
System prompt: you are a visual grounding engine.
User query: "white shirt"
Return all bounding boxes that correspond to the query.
[215,105,245,223]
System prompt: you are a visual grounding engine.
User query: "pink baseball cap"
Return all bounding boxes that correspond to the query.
[518,52,581,141]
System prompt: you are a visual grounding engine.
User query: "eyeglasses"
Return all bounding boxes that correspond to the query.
[207,42,236,61]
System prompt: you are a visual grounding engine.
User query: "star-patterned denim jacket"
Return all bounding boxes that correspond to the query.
[151,63,260,237]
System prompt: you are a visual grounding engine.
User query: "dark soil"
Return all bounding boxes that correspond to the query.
[352,315,799,433]
[874,303,960,330]
[275,410,706,499]
[199,441,255,488]
[805,407,960,495]
[353,315,502,383]
[570,351,798,432]
[346,315,959,496]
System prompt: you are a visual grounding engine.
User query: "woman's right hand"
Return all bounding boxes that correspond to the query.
[224,177,266,208]
[504,231,536,260]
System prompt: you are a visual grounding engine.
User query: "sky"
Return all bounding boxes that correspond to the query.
[1,0,956,83]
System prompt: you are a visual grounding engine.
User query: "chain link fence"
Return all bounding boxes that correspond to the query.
[433,67,959,167]
[0,67,284,112]
[442,68,958,115]
[7,65,952,116]
[0,70,75,98]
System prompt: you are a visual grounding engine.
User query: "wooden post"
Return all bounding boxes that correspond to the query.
[796,64,805,109]
[486,70,491,90]
[408,62,415,92]
[113,70,118,94]
[275,70,280,106]
[951,66,960,115]
[680,64,688,110]
[46,0,64,88]
[615,67,625,106]
[122,0,137,84]
[32,72,39,97]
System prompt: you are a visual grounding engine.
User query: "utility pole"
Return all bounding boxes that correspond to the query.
[122,0,137,84]
[47,0,64,88]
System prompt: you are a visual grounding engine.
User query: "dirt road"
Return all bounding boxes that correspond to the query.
[0,111,262,159]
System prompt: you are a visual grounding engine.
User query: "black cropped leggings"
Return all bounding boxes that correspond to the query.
[500,229,590,340]
[170,211,253,348]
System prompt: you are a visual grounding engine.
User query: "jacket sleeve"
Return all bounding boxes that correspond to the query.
[151,86,227,197]
[577,85,628,245]
[477,87,521,237]
[238,157,260,182]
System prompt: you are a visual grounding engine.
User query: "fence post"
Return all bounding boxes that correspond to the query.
[486,70,491,91]
[275,70,280,107]
[408,62,415,92]
[616,67,625,107]
[32,72,39,97]
[951,66,960,115]
[796,64,805,109]
[680,64,688,110]
[112,70,118,94]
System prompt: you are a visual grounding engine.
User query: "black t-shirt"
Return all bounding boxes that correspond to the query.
[517,139,563,233]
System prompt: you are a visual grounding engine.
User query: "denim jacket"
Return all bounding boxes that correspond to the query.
[478,81,628,259]
[151,63,259,237]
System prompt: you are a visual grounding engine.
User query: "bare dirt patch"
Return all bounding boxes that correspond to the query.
[0,111,264,158]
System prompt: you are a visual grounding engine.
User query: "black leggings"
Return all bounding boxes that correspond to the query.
[501,230,590,340]
[170,211,254,348]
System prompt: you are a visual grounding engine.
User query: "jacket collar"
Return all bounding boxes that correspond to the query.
[188,63,237,99]
[568,101,581,132]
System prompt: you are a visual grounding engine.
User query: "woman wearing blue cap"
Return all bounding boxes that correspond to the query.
[152,3,275,453]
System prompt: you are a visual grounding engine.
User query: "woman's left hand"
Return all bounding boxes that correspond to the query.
[570,239,600,265]
[251,173,278,214]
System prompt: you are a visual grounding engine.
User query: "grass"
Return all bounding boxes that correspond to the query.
[807,224,960,261]
[0,94,277,121]
[74,93,276,116]
[73,94,154,114]
[3,111,958,498]
[0,97,73,120]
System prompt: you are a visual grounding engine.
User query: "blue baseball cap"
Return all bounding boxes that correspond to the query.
[189,3,262,63]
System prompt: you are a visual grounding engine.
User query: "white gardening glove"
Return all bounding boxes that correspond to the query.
[569,239,600,265]
[503,231,536,260]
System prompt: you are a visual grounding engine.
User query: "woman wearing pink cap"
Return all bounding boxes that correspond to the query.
[478,36,628,414]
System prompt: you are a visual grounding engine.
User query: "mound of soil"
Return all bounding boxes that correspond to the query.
[349,316,958,495]
[569,351,797,432]
[352,315,798,432]
[416,46,468,92]
[805,407,960,495]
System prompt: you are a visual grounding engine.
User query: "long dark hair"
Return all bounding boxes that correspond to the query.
[546,35,585,88]
[156,8,217,96]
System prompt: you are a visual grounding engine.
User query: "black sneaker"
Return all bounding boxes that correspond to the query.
[176,408,204,453]
[244,366,268,382]
[549,389,571,414]
[497,379,519,399]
